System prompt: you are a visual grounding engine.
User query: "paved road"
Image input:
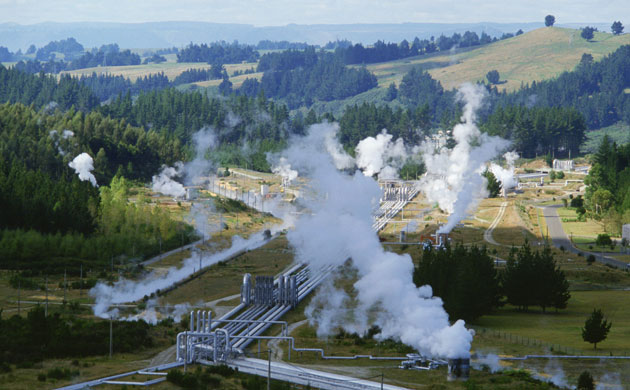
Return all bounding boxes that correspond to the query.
[542,205,628,269]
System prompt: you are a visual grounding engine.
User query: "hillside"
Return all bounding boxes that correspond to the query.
[60,61,258,82]
[365,27,630,92]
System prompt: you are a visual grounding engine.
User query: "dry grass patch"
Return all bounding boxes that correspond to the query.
[364,27,630,92]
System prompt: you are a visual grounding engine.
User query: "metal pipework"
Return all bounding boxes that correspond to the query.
[241,273,252,305]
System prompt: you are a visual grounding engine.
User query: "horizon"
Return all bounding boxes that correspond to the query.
[1,0,628,26]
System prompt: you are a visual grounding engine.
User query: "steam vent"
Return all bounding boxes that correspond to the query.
[447,358,470,381]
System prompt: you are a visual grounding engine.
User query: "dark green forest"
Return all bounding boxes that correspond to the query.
[242,48,378,107]
[582,135,630,234]
[414,242,570,321]
[0,306,155,366]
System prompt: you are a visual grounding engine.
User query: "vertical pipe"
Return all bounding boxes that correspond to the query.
[197,310,201,332]
[109,316,113,359]
[190,311,194,332]
[267,349,271,390]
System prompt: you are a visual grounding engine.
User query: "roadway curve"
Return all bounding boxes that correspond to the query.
[484,201,508,246]
[542,205,627,269]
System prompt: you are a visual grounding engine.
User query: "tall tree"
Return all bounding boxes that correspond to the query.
[414,244,501,322]
[486,70,500,84]
[581,26,596,41]
[611,21,624,35]
[577,371,594,390]
[582,308,612,349]
[545,15,556,27]
[502,243,570,312]
[483,169,502,197]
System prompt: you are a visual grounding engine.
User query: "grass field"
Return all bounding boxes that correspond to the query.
[474,290,630,355]
[160,236,294,306]
[363,27,630,92]
[556,207,609,238]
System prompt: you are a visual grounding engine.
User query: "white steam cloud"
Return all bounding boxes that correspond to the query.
[489,151,519,191]
[150,127,217,197]
[90,230,275,320]
[324,124,355,170]
[355,130,413,180]
[419,83,509,233]
[151,162,186,198]
[272,122,474,359]
[186,127,217,185]
[271,156,299,183]
[68,152,98,187]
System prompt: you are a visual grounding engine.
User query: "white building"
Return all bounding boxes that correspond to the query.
[553,159,574,171]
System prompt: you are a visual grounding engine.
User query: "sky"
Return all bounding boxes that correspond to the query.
[1,0,629,26]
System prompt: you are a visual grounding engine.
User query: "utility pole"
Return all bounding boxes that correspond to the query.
[17,280,21,315]
[109,316,113,358]
[45,274,48,317]
[63,269,67,305]
[267,349,271,390]
[80,264,83,296]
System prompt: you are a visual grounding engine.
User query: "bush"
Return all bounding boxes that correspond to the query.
[596,234,613,247]
[46,367,78,380]
[587,254,596,265]
[571,195,584,208]
[556,171,565,179]
[37,373,46,382]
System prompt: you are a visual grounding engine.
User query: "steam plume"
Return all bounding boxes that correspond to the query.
[355,130,412,179]
[151,162,186,198]
[419,83,509,233]
[273,122,473,359]
[90,230,275,319]
[68,152,98,187]
[185,127,217,184]
[489,151,519,191]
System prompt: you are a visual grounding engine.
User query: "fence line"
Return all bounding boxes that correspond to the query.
[470,326,618,357]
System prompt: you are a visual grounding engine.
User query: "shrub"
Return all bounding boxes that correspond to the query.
[596,234,613,247]
[37,373,46,382]
[587,254,596,265]
[46,367,78,380]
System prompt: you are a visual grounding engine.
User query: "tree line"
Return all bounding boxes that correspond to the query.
[482,105,586,158]
[0,306,154,366]
[582,136,630,234]
[14,47,142,74]
[494,45,630,129]
[240,49,378,107]
[414,242,570,322]
[0,65,99,111]
[177,42,259,64]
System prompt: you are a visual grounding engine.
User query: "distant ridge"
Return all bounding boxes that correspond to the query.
[0,21,559,50]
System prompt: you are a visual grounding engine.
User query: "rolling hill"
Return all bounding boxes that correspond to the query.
[364,27,630,92]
